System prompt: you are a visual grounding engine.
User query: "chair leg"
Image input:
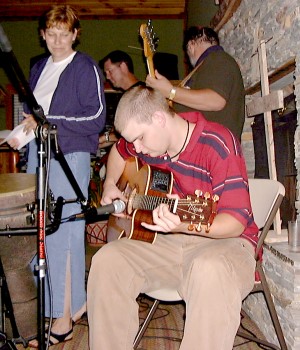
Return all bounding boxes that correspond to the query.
[133,299,160,349]
[238,263,287,350]
[236,329,281,350]
[257,263,288,350]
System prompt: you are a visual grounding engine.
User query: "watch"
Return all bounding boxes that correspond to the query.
[104,131,110,142]
[168,87,177,101]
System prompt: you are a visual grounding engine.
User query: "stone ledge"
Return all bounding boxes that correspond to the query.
[265,241,300,267]
[265,229,288,244]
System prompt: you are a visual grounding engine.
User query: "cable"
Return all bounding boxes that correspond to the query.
[137,296,183,345]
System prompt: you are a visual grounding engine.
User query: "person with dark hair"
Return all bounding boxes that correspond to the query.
[87,85,258,350]
[8,5,106,347]
[100,50,143,91]
[146,26,245,140]
[99,50,145,148]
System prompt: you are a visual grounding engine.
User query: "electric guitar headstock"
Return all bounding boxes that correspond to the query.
[139,19,158,78]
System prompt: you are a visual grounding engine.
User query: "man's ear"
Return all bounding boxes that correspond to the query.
[119,61,128,72]
[152,111,166,127]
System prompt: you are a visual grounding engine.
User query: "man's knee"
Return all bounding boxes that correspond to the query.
[90,241,121,270]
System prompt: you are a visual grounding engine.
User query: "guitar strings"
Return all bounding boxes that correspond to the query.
[133,194,211,222]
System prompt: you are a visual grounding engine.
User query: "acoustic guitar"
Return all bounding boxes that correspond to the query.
[139,20,158,78]
[107,157,219,244]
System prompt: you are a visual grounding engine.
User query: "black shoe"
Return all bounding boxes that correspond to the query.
[46,327,73,346]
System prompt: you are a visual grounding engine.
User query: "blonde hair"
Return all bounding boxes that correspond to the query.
[39,5,81,39]
[114,86,174,133]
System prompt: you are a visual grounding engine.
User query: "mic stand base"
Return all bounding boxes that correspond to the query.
[0,259,25,350]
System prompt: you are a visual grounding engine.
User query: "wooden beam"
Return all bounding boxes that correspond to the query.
[245,58,295,96]
[211,0,242,31]
[0,0,186,21]
[258,40,277,181]
[246,90,284,117]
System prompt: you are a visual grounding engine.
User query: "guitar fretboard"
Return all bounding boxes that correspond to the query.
[132,194,175,211]
[131,193,213,222]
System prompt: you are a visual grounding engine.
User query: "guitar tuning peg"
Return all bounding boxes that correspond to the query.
[212,194,219,202]
[195,223,202,232]
[188,223,195,231]
[194,189,202,197]
[204,192,210,200]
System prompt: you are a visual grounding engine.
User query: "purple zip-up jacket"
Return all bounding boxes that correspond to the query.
[25,51,106,155]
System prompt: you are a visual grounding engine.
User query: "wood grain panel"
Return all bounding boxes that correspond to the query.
[0,0,186,20]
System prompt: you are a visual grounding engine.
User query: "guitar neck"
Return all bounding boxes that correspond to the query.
[131,193,214,224]
[133,193,175,212]
[147,56,155,78]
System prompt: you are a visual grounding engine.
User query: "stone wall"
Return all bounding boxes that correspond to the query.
[245,244,300,349]
[217,0,300,189]
[215,1,300,348]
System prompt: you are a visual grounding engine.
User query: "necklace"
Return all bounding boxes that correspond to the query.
[170,120,190,160]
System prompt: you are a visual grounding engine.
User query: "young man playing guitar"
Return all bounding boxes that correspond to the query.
[87,86,258,350]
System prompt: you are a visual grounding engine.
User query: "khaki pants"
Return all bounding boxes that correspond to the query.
[87,234,255,350]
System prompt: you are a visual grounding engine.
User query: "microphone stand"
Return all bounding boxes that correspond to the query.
[0,25,89,350]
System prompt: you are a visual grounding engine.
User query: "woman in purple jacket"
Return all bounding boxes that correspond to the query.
[9,5,106,347]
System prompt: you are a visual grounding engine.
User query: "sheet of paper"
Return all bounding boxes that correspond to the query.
[0,130,11,140]
[0,124,35,150]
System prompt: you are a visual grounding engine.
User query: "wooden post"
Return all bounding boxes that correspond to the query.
[246,40,284,235]
[258,40,277,181]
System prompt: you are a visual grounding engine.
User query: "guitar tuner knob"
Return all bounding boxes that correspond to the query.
[195,223,202,232]
[194,189,202,197]
[183,214,187,220]
[188,223,195,231]
[191,215,196,220]
[212,194,219,202]
[186,195,191,200]
[204,192,210,199]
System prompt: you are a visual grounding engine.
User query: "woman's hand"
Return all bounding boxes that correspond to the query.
[7,112,37,150]
[6,137,19,150]
[21,112,37,134]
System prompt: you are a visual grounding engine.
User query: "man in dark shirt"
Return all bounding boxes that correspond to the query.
[99,50,145,147]
[146,27,245,140]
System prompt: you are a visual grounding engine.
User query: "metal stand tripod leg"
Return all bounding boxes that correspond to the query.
[0,258,24,349]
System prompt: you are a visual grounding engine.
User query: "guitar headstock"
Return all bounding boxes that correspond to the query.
[176,192,219,233]
[139,20,158,61]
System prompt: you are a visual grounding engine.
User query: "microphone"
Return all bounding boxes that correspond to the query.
[93,200,126,216]
[0,24,12,52]
[70,199,126,222]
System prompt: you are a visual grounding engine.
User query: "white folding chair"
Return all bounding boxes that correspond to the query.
[134,179,287,350]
